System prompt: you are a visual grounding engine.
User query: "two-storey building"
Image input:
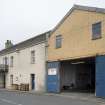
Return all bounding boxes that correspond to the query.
[47,5,105,98]
[0,31,50,92]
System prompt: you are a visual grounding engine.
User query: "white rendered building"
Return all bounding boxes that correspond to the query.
[0,31,50,92]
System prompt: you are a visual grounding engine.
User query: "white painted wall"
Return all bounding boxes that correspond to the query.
[0,42,46,92]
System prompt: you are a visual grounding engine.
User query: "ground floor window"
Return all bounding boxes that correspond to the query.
[10,75,13,85]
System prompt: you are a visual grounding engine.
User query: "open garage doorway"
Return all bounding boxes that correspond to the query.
[60,57,95,93]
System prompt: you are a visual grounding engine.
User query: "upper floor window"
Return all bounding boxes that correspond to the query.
[55,35,62,48]
[10,56,14,67]
[92,22,101,40]
[31,50,35,64]
[3,57,8,65]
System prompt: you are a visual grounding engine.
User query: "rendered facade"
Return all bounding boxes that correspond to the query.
[0,31,50,92]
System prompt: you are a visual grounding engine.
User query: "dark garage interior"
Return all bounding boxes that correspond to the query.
[60,57,95,93]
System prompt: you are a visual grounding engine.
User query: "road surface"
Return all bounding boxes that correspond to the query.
[0,90,104,105]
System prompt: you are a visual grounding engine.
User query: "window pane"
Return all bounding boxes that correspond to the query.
[10,56,13,67]
[31,50,35,64]
[4,57,8,65]
[56,35,62,48]
[10,75,13,85]
[92,22,101,39]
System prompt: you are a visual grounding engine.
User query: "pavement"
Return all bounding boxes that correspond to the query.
[0,89,105,105]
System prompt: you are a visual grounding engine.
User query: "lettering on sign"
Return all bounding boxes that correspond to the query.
[48,68,57,75]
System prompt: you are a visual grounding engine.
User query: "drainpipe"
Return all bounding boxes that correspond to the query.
[45,32,50,93]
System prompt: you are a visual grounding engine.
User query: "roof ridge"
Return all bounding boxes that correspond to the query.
[51,4,105,34]
[0,31,51,55]
[74,4,105,10]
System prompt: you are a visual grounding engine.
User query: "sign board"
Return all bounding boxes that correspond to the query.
[48,68,57,75]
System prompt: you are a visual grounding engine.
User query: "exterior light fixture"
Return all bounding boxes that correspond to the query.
[71,61,85,64]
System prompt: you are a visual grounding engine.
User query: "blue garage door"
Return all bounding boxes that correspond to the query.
[47,62,60,93]
[96,56,105,98]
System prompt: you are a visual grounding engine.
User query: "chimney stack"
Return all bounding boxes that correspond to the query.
[5,40,13,49]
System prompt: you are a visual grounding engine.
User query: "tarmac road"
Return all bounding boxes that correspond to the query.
[0,90,104,105]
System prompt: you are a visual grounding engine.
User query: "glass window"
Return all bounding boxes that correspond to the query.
[92,22,101,39]
[10,75,13,85]
[10,56,13,67]
[3,57,8,65]
[56,35,62,48]
[31,50,35,64]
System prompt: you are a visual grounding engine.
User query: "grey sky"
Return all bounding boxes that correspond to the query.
[0,0,105,49]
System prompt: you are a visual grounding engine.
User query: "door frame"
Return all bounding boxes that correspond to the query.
[30,74,35,90]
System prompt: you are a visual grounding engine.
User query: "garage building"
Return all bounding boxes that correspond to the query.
[47,5,105,98]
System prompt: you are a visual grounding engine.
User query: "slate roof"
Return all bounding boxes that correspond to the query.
[0,31,51,55]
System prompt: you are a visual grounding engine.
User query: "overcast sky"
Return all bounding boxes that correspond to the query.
[0,0,105,49]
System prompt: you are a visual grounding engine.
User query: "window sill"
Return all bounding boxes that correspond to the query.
[55,46,61,49]
[31,62,35,64]
[92,36,102,40]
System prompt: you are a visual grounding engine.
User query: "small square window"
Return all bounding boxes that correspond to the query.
[92,22,101,40]
[55,35,62,48]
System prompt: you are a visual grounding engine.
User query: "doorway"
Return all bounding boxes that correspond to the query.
[31,74,35,90]
[0,72,6,88]
[60,57,95,93]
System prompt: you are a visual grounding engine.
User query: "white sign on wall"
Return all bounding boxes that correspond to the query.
[48,68,57,75]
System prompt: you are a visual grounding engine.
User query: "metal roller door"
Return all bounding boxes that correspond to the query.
[47,62,60,93]
[96,56,105,98]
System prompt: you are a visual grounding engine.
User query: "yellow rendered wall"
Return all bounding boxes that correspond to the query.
[48,10,105,61]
